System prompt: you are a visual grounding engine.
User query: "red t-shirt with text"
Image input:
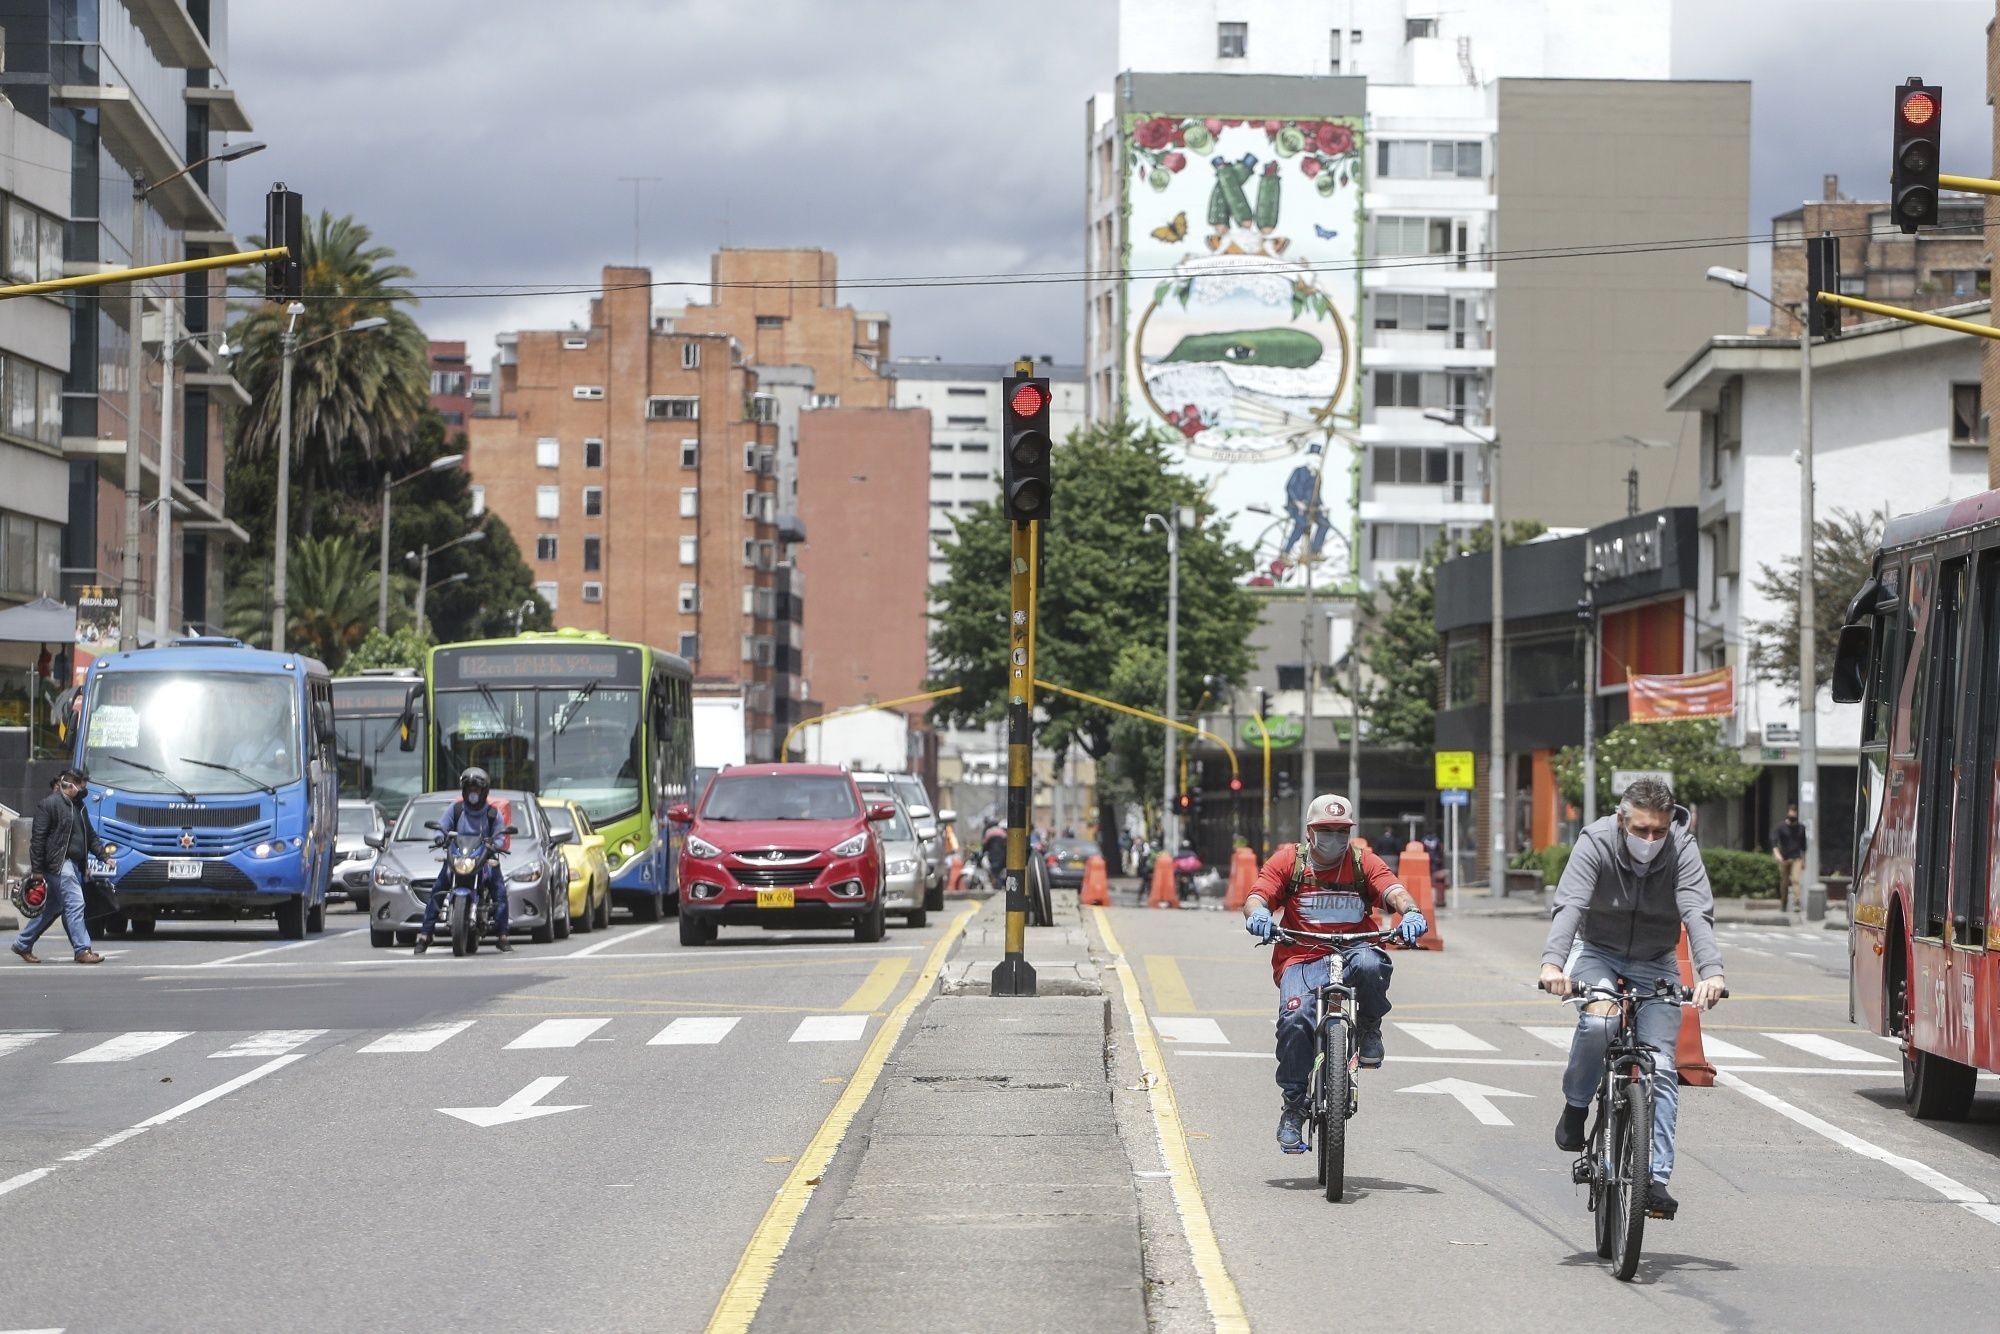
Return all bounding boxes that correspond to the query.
[1254,842,1401,982]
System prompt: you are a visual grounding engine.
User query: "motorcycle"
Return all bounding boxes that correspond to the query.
[1173,848,1205,902]
[427,823,506,957]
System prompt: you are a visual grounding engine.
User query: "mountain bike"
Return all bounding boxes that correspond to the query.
[1560,976,1722,1281]
[1258,925,1399,1203]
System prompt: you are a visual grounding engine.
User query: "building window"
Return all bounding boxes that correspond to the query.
[1950,383,1985,445]
[681,439,699,468]
[1939,269,1985,298]
[562,335,588,350]
[647,396,699,420]
[0,356,62,447]
[931,441,954,453]
[1368,522,1440,563]
[535,486,559,519]
[678,582,699,614]
[535,580,559,611]
[584,438,604,468]
[742,539,756,567]
[679,487,699,518]
[583,536,601,572]
[756,315,785,328]
[1371,293,1451,331]
[1445,636,1481,708]
[1376,140,1483,180]
[1370,369,1482,411]
[573,385,605,400]
[679,536,697,565]
[743,489,760,518]
[682,342,700,369]
[1406,16,1438,40]
[1329,28,1342,73]
[1217,20,1247,57]
[1372,216,1456,258]
[429,370,467,396]
[962,440,989,452]
[583,486,604,517]
[749,393,778,423]
[808,393,840,409]
[1372,445,1450,486]
[945,415,988,428]
[582,582,603,603]
[946,386,985,398]
[469,485,486,517]
[536,437,560,468]
[959,470,990,480]
[678,632,699,662]
[535,534,558,562]
[3,198,63,284]
[1506,630,1582,703]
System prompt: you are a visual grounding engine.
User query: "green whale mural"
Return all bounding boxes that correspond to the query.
[1159,327,1325,369]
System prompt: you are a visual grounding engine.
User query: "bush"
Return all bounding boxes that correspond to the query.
[1701,847,1780,898]
[1511,844,1573,884]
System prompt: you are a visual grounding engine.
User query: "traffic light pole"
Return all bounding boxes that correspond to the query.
[992,516,1040,998]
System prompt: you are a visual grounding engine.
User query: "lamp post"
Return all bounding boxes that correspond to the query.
[1144,508,1193,850]
[379,453,465,631]
[420,570,470,617]
[122,140,266,647]
[1251,500,1365,823]
[1707,263,1818,918]
[409,528,487,631]
[1427,409,1504,881]
[272,315,389,650]
[512,599,537,635]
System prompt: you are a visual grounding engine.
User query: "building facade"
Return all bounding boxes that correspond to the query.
[467,266,785,759]
[428,339,474,429]
[1771,177,1986,328]
[1,1,252,640]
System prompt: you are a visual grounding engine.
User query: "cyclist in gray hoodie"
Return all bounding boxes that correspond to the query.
[1538,777,1726,1220]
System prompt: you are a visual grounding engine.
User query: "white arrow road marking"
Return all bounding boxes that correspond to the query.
[439,1076,588,1128]
[1396,1077,1533,1126]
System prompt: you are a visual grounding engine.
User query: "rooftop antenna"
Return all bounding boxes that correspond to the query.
[617,175,660,264]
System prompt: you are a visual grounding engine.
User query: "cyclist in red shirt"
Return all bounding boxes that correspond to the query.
[1243,793,1428,1153]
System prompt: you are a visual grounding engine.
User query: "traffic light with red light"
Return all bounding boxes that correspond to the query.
[1228,777,1243,793]
[1890,78,1942,234]
[1001,372,1052,524]
[1806,234,1843,340]
[1175,793,1192,813]
[265,184,303,301]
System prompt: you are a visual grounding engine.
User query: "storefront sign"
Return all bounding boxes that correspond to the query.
[1627,666,1733,723]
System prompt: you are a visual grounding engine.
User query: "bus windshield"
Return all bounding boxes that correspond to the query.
[81,671,301,796]
[434,684,642,825]
[334,715,423,821]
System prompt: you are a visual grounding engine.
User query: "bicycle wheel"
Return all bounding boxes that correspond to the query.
[1610,1076,1652,1282]
[1592,1085,1617,1260]
[1320,1019,1350,1203]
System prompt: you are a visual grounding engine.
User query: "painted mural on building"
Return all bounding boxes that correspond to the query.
[1122,112,1364,588]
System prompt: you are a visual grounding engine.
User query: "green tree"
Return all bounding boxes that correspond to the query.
[341,626,434,675]
[1342,521,1546,749]
[927,420,1261,867]
[224,534,405,669]
[1551,718,1760,812]
[1746,507,1885,705]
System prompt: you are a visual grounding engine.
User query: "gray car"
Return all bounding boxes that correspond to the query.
[333,799,384,910]
[868,795,929,927]
[856,771,947,914]
[362,790,572,949]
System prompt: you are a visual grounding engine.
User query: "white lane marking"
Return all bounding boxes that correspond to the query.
[60,1127,145,1162]
[1766,1032,1893,1064]
[1394,1022,1497,1052]
[439,1075,587,1127]
[59,1031,190,1064]
[170,930,361,969]
[790,1015,868,1043]
[1736,947,1772,958]
[1718,1071,2000,1228]
[648,1017,740,1045]
[1696,1034,1764,1061]
[359,1021,473,1053]
[575,943,923,959]
[208,1029,326,1059]
[1397,1077,1532,1127]
[505,1018,610,1049]
[1153,1017,1229,1045]
[1522,1025,1575,1052]
[1787,951,1816,959]
[0,1032,56,1059]
[1169,1051,1906,1078]
[0,1168,53,1197]
[562,924,665,959]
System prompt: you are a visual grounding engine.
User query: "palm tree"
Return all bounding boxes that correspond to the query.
[225,534,414,667]
[229,211,431,537]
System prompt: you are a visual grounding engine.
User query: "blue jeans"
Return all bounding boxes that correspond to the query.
[14,862,91,957]
[1560,942,1682,1183]
[1275,947,1392,1106]
[421,865,507,936]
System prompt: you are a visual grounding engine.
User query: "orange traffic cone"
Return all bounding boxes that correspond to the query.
[1081,854,1111,907]
[947,854,964,896]
[1147,852,1181,909]
[1393,841,1443,952]
[1674,925,1716,1087]
[1223,846,1258,911]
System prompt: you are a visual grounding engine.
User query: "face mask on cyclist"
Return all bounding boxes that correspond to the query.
[1307,829,1349,863]
[1623,825,1665,865]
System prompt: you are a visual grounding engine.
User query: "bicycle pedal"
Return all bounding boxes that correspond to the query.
[1571,1158,1592,1185]
[1646,1205,1677,1221]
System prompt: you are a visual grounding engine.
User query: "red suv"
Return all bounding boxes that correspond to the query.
[669,764,895,946]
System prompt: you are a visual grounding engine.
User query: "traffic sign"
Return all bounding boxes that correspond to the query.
[1610,769,1673,797]
[1435,751,1474,789]
[1440,788,1469,808]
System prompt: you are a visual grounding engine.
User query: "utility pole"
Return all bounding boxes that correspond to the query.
[1580,560,1598,826]
[152,299,176,639]
[1797,303,1819,919]
[1487,435,1505,876]
[272,304,302,650]
[1300,533,1316,809]
[122,182,147,648]
[1146,510,1184,851]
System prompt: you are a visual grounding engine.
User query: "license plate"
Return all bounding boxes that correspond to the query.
[87,858,116,879]
[756,888,795,909]
[167,859,201,880]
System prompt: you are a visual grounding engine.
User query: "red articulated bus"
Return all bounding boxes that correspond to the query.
[1832,488,2000,1120]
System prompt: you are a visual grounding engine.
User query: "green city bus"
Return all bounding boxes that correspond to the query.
[425,629,694,920]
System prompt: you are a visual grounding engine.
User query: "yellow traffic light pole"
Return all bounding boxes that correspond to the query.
[1814,289,2000,341]
[0,246,287,300]
[779,686,963,760]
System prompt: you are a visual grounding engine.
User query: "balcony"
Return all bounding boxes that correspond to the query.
[53,85,226,231]
[128,0,219,69]
[184,86,253,133]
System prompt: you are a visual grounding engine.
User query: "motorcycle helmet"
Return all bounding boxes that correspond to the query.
[460,766,491,809]
[10,873,48,919]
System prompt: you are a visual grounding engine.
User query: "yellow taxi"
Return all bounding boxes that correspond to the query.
[539,799,612,933]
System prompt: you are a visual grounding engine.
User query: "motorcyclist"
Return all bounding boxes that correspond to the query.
[415,767,511,954]
[1242,794,1428,1154]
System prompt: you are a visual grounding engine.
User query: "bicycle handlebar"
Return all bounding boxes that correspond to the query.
[1556,979,1730,1005]
[1257,926,1402,949]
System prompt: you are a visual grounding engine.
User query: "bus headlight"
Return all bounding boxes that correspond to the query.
[619,840,637,860]
[250,839,298,859]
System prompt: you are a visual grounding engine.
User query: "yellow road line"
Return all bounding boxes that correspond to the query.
[1093,907,1248,1334]
[705,905,973,1334]
[840,958,909,1013]
[1145,954,1197,1014]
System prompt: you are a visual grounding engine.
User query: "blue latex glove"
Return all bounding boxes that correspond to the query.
[1245,906,1275,940]
[1396,910,1429,946]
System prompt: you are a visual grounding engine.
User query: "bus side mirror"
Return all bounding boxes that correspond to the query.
[1831,623,1871,705]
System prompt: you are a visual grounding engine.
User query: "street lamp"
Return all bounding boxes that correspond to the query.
[121,140,265,647]
[512,599,537,635]
[1144,508,1195,850]
[272,315,390,650]
[408,527,487,631]
[1707,262,1819,919]
[379,453,465,631]
[1426,408,1505,881]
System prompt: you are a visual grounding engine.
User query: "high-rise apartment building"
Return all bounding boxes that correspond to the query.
[469,266,786,759]
[1,1,253,639]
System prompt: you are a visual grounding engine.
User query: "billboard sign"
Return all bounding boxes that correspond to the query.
[1627,667,1734,723]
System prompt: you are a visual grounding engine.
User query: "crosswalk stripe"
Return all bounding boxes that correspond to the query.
[648,1017,741,1046]
[59,1032,190,1064]
[209,1030,326,1059]
[506,1018,611,1049]
[359,1022,473,1054]
[0,1032,56,1059]
[1154,1017,1229,1045]
[1696,1035,1764,1061]
[1765,1032,1893,1064]
[1393,1022,1497,1052]
[790,1015,867,1043]
[1523,1025,1575,1052]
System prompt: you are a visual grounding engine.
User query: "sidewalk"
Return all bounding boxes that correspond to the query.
[1447,883,1852,929]
[755,892,1147,1334]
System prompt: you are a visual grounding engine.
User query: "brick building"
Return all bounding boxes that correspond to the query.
[674,249,892,408]
[468,265,785,758]
[1772,175,1987,331]
[428,340,475,429]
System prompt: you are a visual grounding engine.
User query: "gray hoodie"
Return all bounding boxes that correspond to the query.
[1540,807,1723,979]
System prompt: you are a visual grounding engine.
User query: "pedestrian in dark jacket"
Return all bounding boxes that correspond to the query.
[12,768,106,964]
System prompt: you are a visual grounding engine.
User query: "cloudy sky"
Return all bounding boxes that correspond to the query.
[225,0,1992,369]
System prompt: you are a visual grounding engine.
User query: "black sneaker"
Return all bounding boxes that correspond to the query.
[495,936,513,952]
[1646,1182,1678,1219]
[1277,1104,1308,1154]
[413,934,430,955]
[1556,1103,1588,1152]
[1356,1023,1385,1068]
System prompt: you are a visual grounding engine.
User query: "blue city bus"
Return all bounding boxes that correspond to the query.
[71,637,338,939]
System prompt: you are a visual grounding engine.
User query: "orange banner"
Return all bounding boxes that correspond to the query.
[1626,666,1734,723]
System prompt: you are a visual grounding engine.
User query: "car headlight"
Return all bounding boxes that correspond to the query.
[509,863,544,884]
[452,855,478,876]
[374,867,408,887]
[888,858,917,876]
[831,832,868,858]
[685,834,721,859]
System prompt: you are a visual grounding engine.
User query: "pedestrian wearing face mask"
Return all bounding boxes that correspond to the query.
[1537,777,1726,1221]
[1241,794,1428,1154]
